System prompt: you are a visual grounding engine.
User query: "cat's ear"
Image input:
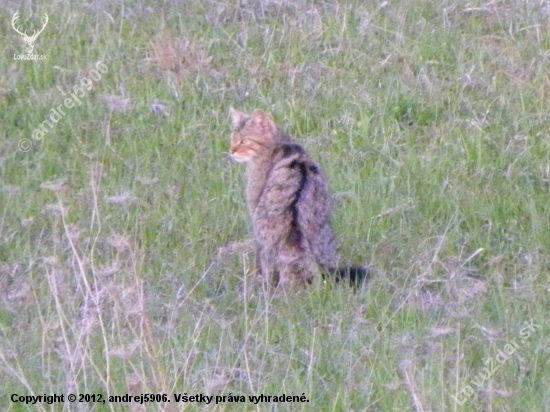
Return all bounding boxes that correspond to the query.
[229,107,248,129]
[251,109,276,134]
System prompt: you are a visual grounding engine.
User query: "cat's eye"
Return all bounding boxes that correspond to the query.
[240,139,248,144]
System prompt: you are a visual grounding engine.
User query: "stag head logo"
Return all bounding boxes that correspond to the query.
[12,11,49,54]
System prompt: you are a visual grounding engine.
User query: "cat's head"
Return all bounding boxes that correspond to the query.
[229,108,278,163]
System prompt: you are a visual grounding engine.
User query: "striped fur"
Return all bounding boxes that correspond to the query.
[229,108,366,288]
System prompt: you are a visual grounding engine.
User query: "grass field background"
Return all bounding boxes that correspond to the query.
[1,0,550,410]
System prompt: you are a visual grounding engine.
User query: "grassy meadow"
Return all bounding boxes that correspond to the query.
[1,0,550,410]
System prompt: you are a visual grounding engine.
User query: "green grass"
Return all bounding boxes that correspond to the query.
[1,0,550,410]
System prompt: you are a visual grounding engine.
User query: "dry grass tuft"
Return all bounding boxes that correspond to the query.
[147,31,212,73]
[104,95,131,113]
[106,191,135,206]
[399,358,430,412]
[215,239,255,263]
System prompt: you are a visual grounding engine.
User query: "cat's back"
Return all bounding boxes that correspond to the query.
[254,139,337,267]
[262,140,329,215]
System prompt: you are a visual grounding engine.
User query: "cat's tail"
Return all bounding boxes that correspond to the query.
[322,265,370,288]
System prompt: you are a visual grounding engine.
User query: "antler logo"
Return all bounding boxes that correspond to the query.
[12,11,49,55]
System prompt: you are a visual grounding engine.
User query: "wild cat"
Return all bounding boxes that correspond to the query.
[229,108,367,288]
